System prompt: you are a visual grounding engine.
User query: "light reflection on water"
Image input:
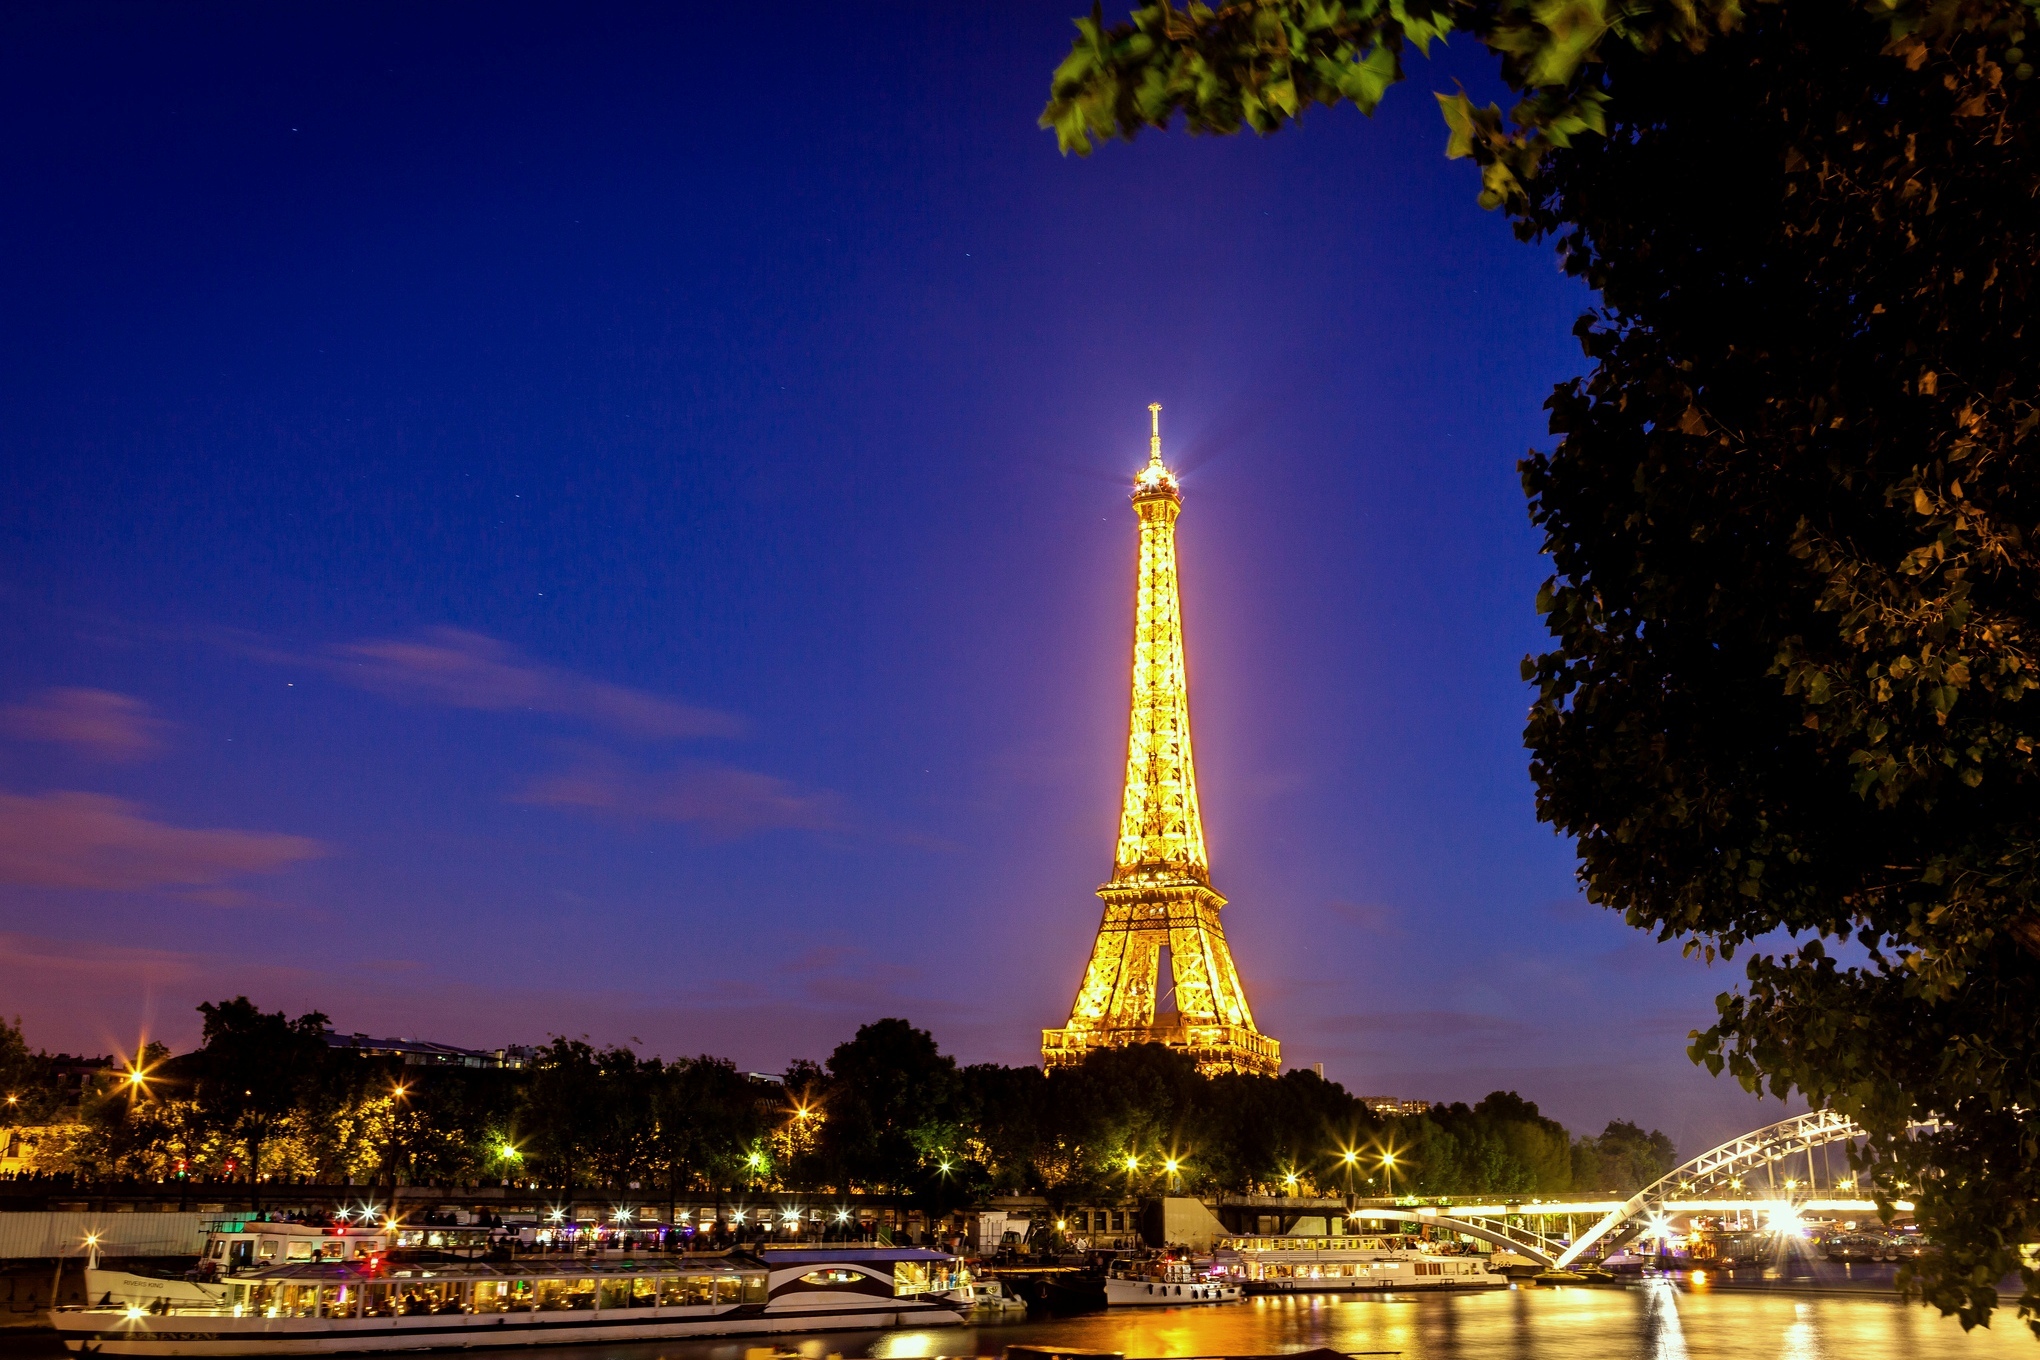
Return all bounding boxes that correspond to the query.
[490,1287,2035,1360]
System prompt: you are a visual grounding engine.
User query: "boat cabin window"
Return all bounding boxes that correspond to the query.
[532,1278,596,1311]
[286,1241,314,1261]
[893,1261,931,1297]
[799,1269,863,1286]
[209,1240,228,1260]
[658,1274,715,1306]
[627,1277,657,1307]
[597,1279,631,1311]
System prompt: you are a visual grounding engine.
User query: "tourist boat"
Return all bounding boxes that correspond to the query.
[1228,1234,1509,1293]
[85,1220,396,1315]
[1103,1256,1242,1307]
[52,1242,967,1355]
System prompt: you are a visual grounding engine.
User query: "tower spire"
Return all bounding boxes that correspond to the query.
[1041,407,1281,1078]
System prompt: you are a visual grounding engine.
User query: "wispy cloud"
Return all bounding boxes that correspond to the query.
[1324,900,1408,938]
[0,790,325,891]
[520,753,844,840]
[1,688,172,761]
[323,628,740,740]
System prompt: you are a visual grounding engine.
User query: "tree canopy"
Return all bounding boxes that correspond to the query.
[1042,0,2039,1330]
[13,1008,1671,1214]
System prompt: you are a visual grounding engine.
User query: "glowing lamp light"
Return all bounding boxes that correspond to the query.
[126,1306,145,1321]
[1162,1157,1181,1174]
[1380,1153,1398,1168]
[834,1210,851,1224]
[1124,1154,1141,1172]
[1340,1150,1359,1166]
[1055,1220,1067,1231]
[612,1209,632,1224]
[1767,1202,1807,1236]
[546,1209,566,1224]
[731,1211,747,1225]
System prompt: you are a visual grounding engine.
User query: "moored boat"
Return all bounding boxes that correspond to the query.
[52,1243,966,1355]
[1103,1256,1241,1307]
[88,1221,394,1315]
[937,1276,1028,1317]
[1229,1234,1508,1293]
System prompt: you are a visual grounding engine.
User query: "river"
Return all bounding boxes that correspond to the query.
[608,1286,2032,1360]
[5,1281,2032,1360]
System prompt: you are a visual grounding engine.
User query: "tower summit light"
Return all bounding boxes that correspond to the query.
[1041,405,1281,1077]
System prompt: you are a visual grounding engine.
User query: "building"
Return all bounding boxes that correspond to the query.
[1041,406,1281,1077]
[1362,1092,1428,1117]
[323,1033,535,1069]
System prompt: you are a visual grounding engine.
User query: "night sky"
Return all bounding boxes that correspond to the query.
[0,3,1786,1153]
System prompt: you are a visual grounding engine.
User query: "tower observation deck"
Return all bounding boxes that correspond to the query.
[1041,405,1281,1077]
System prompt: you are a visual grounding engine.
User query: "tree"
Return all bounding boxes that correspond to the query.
[650,1056,770,1223]
[1044,0,2040,1328]
[189,998,329,1202]
[1574,1120,1678,1193]
[820,1019,961,1220]
[520,1037,604,1195]
[0,1017,64,1125]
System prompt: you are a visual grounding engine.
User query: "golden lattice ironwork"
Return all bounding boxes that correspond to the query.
[1042,405,1281,1078]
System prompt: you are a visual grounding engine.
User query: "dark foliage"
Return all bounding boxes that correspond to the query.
[1042,0,2040,1330]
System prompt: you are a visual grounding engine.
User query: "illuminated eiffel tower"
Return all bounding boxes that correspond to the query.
[1041,405,1281,1078]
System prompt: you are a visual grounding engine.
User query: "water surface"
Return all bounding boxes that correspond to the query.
[504,1285,2038,1360]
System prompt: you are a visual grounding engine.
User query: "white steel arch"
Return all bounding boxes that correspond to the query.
[1553,1109,1873,1267]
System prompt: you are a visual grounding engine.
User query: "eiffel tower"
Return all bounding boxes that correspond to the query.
[1041,405,1281,1078]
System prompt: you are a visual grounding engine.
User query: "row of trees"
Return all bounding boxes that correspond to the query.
[3,1005,1675,1208]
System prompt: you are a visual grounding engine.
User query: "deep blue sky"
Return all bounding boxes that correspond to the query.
[0,3,1785,1152]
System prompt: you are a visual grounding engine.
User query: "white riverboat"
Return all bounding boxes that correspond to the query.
[1230,1234,1509,1293]
[85,1221,397,1315]
[1103,1257,1242,1307]
[53,1243,967,1355]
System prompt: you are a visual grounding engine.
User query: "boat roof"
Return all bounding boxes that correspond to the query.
[230,1258,763,1282]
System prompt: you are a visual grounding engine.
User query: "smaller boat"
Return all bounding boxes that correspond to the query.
[939,1277,1028,1317]
[1103,1257,1242,1307]
[1533,1264,1619,1287]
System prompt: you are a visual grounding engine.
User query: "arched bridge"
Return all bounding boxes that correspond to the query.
[1321,1111,1912,1269]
